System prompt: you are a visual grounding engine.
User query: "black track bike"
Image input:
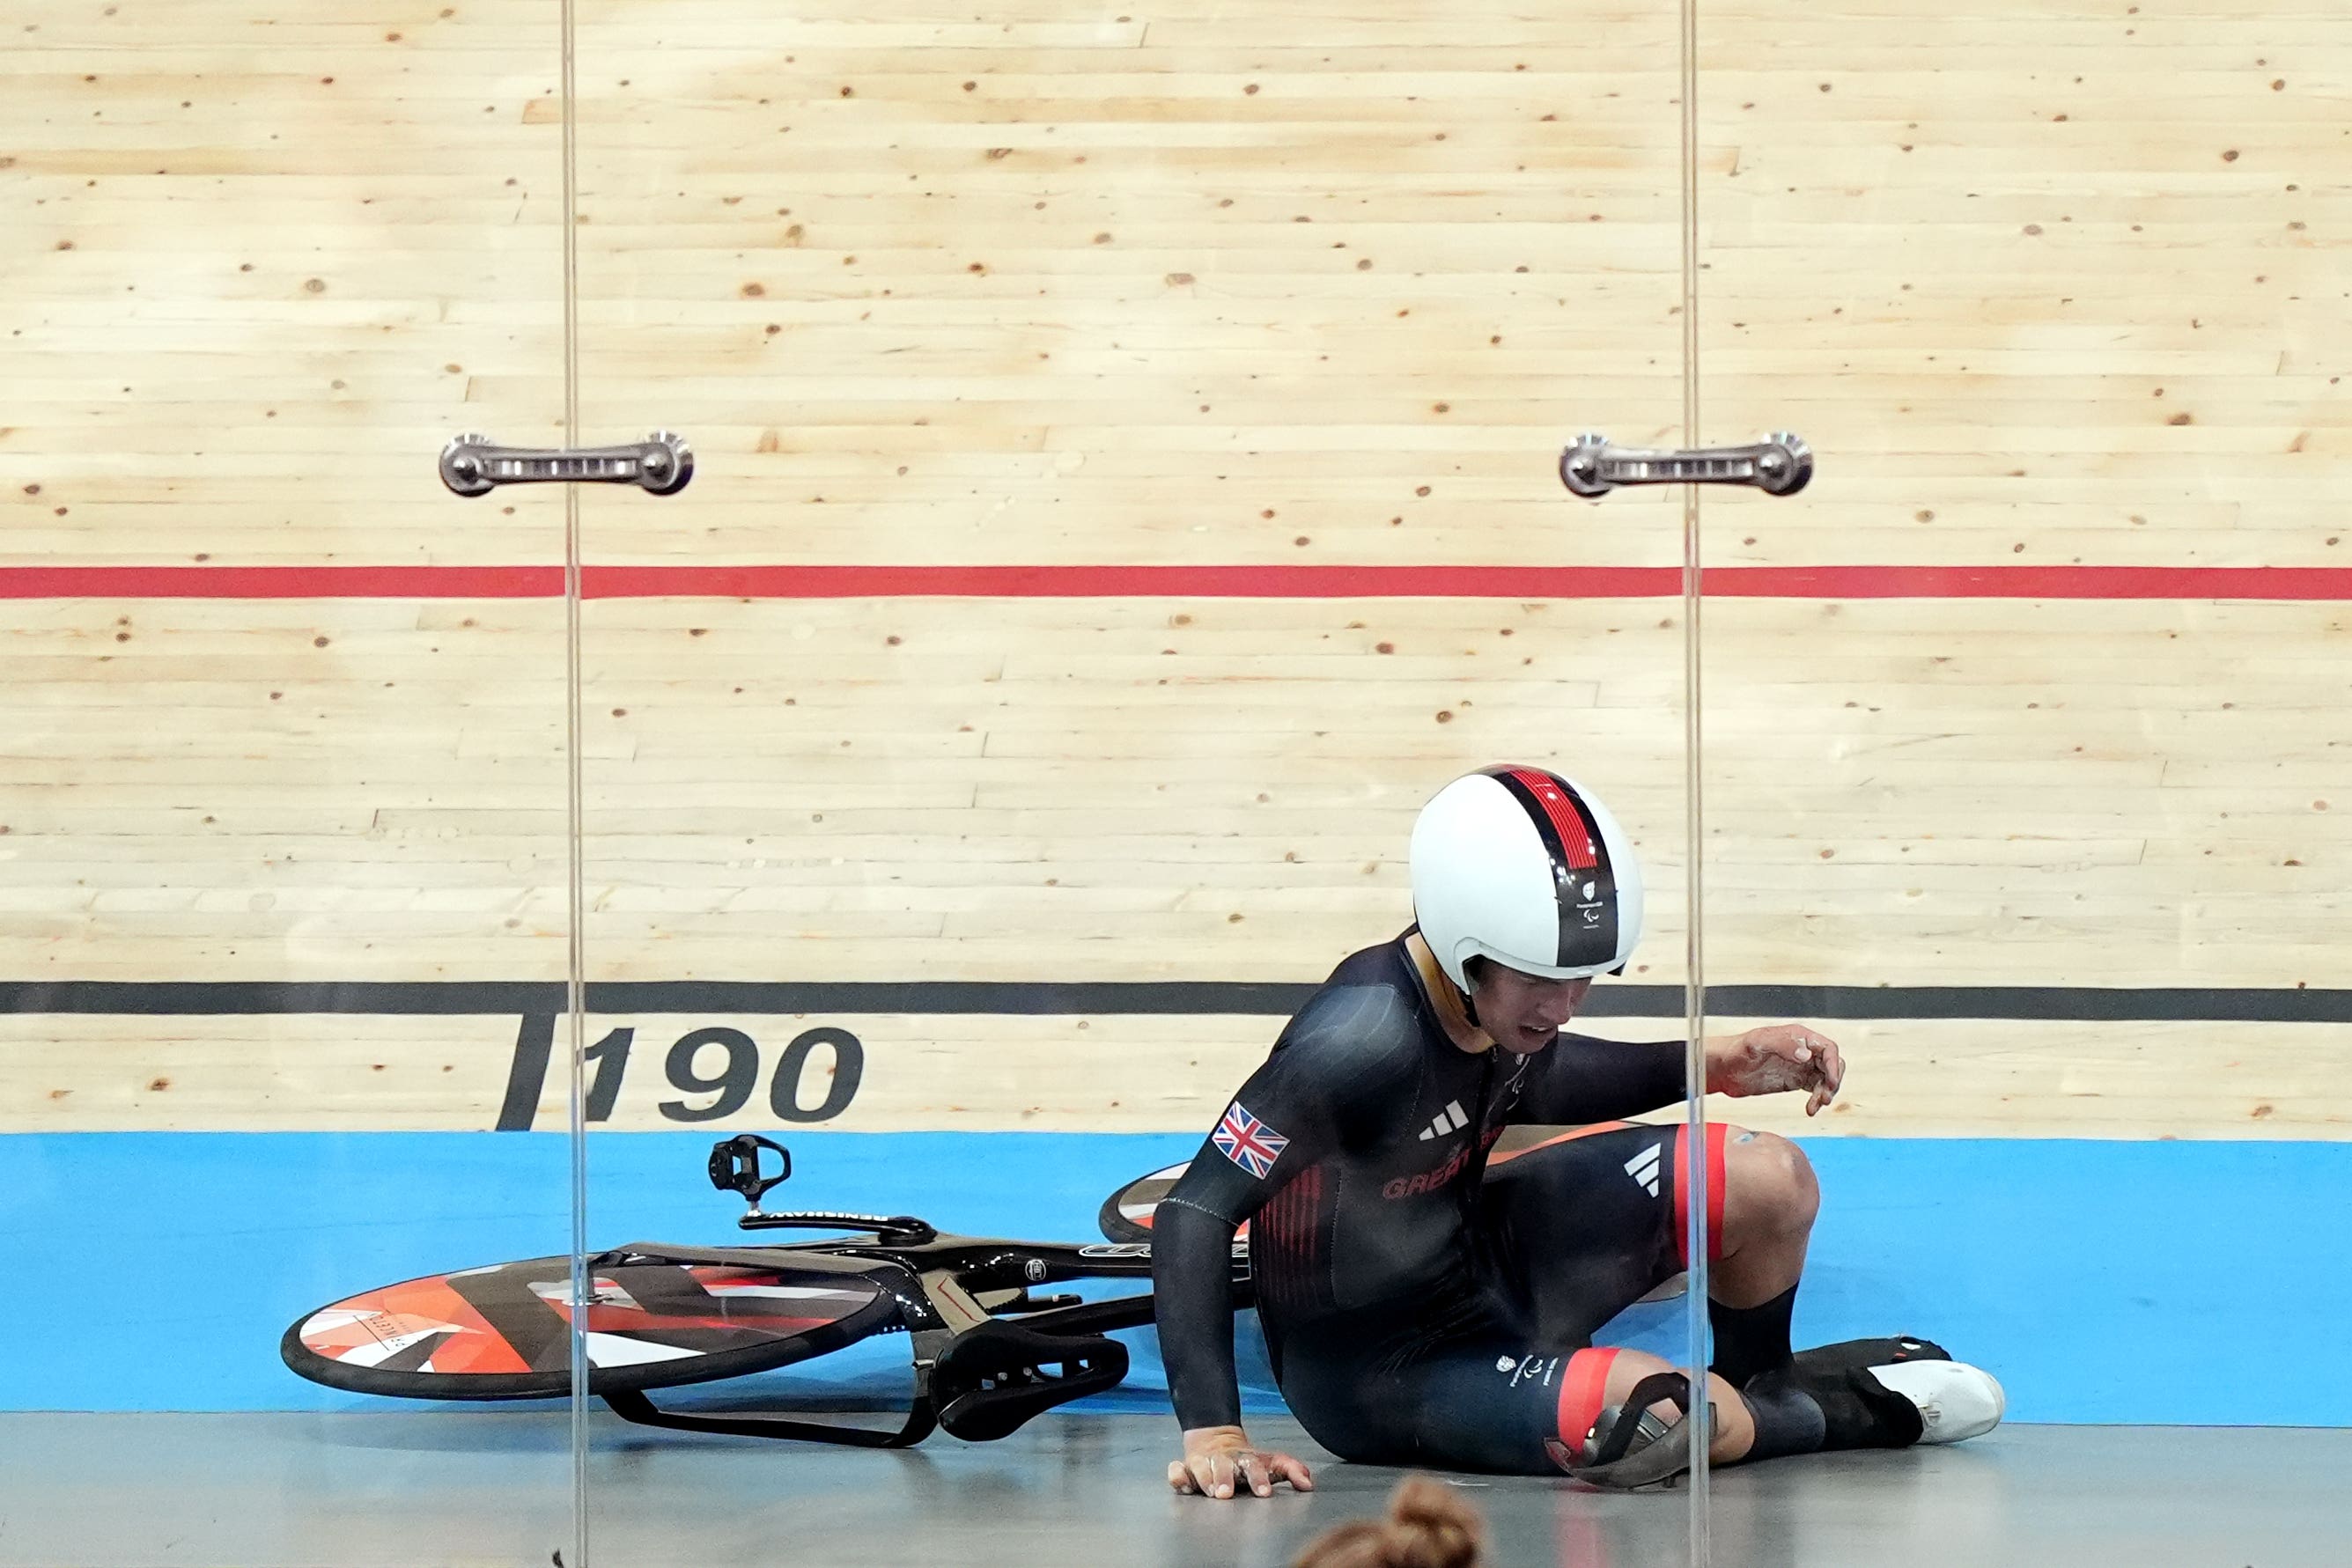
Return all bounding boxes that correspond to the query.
[281,1136,1248,1448]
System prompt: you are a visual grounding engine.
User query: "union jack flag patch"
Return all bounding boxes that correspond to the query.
[1212,1101,1289,1179]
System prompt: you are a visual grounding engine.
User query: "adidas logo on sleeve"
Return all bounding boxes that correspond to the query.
[1623,1143,1663,1196]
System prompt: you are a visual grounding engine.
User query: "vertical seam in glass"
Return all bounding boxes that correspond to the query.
[1678,0,1711,1549]
[560,0,588,1560]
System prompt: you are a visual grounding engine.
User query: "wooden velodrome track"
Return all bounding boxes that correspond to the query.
[2,0,2345,1148]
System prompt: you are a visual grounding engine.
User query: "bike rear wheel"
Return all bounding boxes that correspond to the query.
[282,1253,901,1401]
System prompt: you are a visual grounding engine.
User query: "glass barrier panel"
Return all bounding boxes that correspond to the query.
[564,0,1707,1563]
[1697,1,2352,1560]
[0,3,575,1561]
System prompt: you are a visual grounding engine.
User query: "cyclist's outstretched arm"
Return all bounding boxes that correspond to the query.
[1152,985,1419,1498]
[1515,1031,1688,1123]
[1154,1201,1315,1498]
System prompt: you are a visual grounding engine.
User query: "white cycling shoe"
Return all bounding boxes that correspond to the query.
[1868,1358,2006,1445]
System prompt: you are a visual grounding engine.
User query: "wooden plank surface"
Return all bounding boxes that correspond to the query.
[6,1010,2336,1141]
[4,0,2348,1142]
[4,593,2349,990]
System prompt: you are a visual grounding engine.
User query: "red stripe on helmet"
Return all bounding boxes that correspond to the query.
[1506,769,1599,870]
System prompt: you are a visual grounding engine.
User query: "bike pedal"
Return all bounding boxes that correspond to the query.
[707,1134,791,1205]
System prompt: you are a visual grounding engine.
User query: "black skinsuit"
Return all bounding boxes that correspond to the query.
[1152,931,1701,1472]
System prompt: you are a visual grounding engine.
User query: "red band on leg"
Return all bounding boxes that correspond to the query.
[1707,1123,1728,1260]
[1554,1346,1622,1460]
[1671,1124,1730,1266]
[1672,1128,1688,1265]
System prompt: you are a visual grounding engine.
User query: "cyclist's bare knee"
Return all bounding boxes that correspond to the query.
[1720,1126,1819,1243]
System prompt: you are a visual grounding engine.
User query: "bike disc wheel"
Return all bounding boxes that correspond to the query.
[282,1255,901,1401]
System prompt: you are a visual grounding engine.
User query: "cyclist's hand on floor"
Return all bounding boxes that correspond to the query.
[1169,1424,1316,1498]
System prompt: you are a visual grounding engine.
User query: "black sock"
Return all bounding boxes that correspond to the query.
[1709,1285,1797,1388]
[1736,1364,1924,1467]
[1736,1378,1827,1463]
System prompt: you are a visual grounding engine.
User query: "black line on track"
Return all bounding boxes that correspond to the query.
[4,979,2352,1023]
[496,1012,557,1133]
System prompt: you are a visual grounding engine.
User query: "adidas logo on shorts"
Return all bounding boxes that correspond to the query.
[1418,1100,1469,1141]
[1623,1144,1662,1196]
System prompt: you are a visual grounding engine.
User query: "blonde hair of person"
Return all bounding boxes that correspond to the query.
[1291,1475,1486,1568]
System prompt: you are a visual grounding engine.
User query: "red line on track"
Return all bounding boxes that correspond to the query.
[586,564,1680,598]
[0,565,564,599]
[4,563,2352,600]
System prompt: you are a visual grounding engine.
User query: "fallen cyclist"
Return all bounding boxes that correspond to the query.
[1153,764,2003,1497]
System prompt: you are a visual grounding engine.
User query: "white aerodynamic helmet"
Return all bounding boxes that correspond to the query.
[1409,765,1646,991]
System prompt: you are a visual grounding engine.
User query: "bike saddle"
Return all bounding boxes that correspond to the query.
[930,1320,1130,1442]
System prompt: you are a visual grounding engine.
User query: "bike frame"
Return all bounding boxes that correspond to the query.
[283,1136,1247,1449]
[573,1142,1250,1447]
